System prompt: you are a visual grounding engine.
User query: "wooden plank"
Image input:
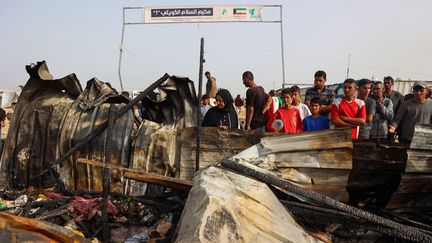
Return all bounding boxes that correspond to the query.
[77,158,192,190]
[260,128,353,154]
[273,148,352,169]
[180,127,265,150]
[406,149,432,173]
[180,149,237,180]
[409,124,432,150]
[278,168,350,187]
[394,174,432,194]
[179,128,265,180]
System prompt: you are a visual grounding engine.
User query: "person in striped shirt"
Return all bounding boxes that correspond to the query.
[304,70,335,116]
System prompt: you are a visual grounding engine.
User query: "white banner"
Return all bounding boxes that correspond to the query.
[143,5,262,23]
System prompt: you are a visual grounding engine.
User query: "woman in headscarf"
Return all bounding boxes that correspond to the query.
[202,89,238,129]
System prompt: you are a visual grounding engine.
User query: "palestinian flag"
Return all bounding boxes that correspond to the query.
[233,8,247,15]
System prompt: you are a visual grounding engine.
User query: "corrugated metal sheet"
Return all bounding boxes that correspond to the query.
[179,127,266,181]
[0,61,134,192]
[387,124,432,209]
[0,89,18,108]
[126,76,198,195]
[0,61,198,196]
[230,128,353,202]
[393,80,432,96]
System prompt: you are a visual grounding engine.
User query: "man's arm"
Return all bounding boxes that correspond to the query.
[341,101,367,126]
[379,100,394,121]
[246,105,254,130]
[330,103,353,127]
[332,117,353,127]
[262,96,272,114]
[319,105,332,114]
[304,100,311,110]
[365,99,376,123]
[304,89,312,110]
[320,89,335,114]
[389,101,406,133]
[340,116,366,126]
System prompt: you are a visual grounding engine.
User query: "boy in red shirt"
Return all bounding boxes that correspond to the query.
[264,88,303,133]
[331,79,366,139]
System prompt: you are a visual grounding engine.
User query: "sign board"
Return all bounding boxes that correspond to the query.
[143,5,262,23]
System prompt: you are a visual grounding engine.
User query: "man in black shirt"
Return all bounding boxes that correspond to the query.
[242,71,267,131]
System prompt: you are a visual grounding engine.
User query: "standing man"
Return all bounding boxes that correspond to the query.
[357,79,376,139]
[383,76,404,116]
[242,71,267,131]
[389,81,432,144]
[205,71,218,99]
[370,81,394,140]
[331,79,366,140]
[305,70,335,116]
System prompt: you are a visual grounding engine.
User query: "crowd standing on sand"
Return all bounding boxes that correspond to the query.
[201,70,432,145]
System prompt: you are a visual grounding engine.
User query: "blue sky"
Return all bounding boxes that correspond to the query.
[1,0,431,97]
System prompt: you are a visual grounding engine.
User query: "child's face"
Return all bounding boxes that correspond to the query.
[202,98,210,106]
[310,103,320,115]
[281,93,292,106]
[292,91,300,104]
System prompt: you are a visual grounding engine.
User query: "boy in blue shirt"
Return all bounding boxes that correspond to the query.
[303,97,330,131]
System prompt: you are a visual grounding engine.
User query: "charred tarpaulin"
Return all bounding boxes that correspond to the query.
[0,61,197,194]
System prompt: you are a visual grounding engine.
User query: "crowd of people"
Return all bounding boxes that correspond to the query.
[200,70,432,145]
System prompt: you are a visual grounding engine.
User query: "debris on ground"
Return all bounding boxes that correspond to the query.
[0,188,186,242]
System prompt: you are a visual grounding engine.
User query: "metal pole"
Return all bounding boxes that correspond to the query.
[346,54,351,79]
[102,105,114,242]
[118,8,126,92]
[279,5,287,90]
[195,37,204,172]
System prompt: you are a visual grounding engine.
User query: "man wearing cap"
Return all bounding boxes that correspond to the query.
[389,81,432,144]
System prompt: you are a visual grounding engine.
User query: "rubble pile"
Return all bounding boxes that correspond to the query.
[0,188,186,242]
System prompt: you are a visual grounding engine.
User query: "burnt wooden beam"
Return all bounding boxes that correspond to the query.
[77,158,192,191]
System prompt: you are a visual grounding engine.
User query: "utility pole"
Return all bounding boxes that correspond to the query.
[195,38,204,172]
[346,54,351,78]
